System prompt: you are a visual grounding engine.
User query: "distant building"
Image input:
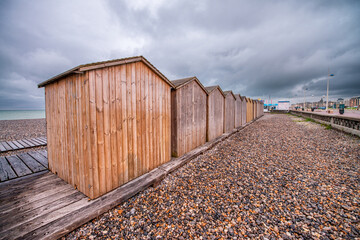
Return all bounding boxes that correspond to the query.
[345,99,350,107]
[278,101,290,110]
[350,97,360,107]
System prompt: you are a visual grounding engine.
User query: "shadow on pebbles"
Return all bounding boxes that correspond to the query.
[64,114,360,240]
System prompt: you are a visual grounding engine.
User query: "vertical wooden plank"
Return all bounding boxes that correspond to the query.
[171,90,177,157]
[102,67,112,192]
[83,71,93,198]
[144,66,150,171]
[140,63,146,173]
[126,64,134,180]
[95,69,106,196]
[135,62,142,177]
[59,80,68,182]
[76,73,85,193]
[109,66,118,190]
[89,70,99,198]
[148,70,153,170]
[115,65,123,186]
[120,64,129,184]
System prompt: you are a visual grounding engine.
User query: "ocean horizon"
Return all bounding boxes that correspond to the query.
[0,110,46,120]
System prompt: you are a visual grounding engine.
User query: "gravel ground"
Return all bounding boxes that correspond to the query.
[64,114,360,239]
[0,119,46,142]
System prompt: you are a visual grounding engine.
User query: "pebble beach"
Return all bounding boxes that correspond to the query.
[0,118,47,157]
[0,119,46,142]
[63,114,360,239]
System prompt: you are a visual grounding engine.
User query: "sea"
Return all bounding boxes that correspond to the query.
[0,110,46,120]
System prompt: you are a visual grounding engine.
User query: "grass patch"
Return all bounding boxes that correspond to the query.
[321,123,332,129]
[305,118,315,123]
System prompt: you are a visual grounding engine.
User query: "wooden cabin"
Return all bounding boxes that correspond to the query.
[38,56,174,199]
[223,91,236,133]
[234,94,242,128]
[246,98,253,123]
[205,85,225,142]
[171,77,207,157]
[240,95,247,126]
[253,100,258,119]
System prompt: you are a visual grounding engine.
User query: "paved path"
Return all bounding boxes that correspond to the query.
[65,114,360,239]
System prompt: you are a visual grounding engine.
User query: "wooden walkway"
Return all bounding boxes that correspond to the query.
[0,150,48,182]
[0,137,47,153]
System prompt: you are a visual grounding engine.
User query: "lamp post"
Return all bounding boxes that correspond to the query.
[326,70,334,112]
[303,88,308,111]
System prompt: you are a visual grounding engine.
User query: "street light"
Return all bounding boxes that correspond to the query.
[326,70,335,112]
[303,88,308,111]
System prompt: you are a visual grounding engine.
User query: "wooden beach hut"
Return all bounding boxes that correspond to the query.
[38,56,174,199]
[240,96,247,126]
[205,85,225,142]
[246,98,253,123]
[171,77,207,157]
[234,94,242,128]
[223,91,236,133]
[253,100,258,119]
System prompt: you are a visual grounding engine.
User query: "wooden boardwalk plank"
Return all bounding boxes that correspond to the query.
[30,138,44,145]
[22,139,36,147]
[16,139,30,148]
[0,197,90,239]
[0,157,17,182]
[17,153,46,173]
[37,149,48,158]
[6,141,18,150]
[19,167,167,240]
[37,138,47,144]
[0,186,80,223]
[0,191,85,233]
[5,155,32,177]
[25,139,40,146]
[38,137,47,143]
[12,140,25,149]
[1,142,12,151]
[0,181,73,214]
[0,143,6,152]
[27,151,48,168]
[0,174,61,202]
[0,171,50,191]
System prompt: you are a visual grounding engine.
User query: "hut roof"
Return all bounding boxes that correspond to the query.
[171,77,208,94]
[38,56,174,88]
[205,85,225,98]
[223,91,236,100]
[234,94,242,100]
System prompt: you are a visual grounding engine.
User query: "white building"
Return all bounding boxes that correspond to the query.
[277,100,290,110]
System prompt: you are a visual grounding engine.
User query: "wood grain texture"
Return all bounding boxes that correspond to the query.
[224,92,236,133]
[235,94,242,128]
[171,80,207,157]
[44,61,171,199]
[206,88,224,141]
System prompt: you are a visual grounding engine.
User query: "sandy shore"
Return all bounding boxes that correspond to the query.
[0,118,46,142]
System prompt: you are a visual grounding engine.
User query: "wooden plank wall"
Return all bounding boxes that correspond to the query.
[223,93,235,133]
[171,81,207,157]
[207,88,224,141]
[234,95,242,128]
[241,97,247,126]
[45,61,171,199]
[246,98,253,123]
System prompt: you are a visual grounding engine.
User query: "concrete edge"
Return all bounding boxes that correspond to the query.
[290,112,360,137]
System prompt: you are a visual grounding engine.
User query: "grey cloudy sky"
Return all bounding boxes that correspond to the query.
[1,0,359,109]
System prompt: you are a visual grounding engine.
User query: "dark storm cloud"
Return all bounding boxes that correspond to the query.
[1,0,359,109]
